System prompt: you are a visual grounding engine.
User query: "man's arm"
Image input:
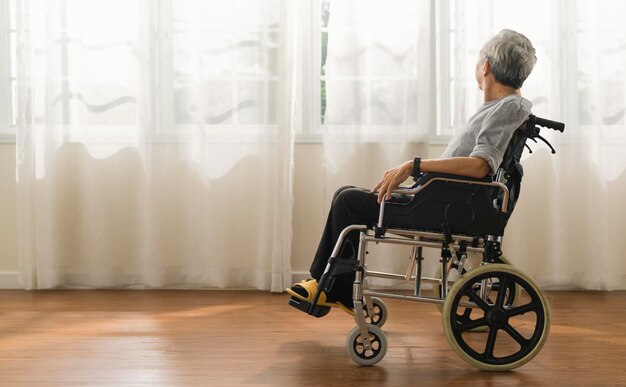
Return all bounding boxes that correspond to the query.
[421,157,491,178]
[371,157,490,203]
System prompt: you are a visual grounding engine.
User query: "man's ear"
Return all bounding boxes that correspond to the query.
[482,60,490,76]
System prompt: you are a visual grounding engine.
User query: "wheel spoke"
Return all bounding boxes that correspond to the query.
[495,275,509,308]
[464,286,491,311]
[483,327,498,359]
[503,323,531,346]
[459,307,473,321]
[458,317,488,332]
[507,301,539,317]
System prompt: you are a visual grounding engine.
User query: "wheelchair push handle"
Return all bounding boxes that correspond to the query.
[530,115,565,132]
[521,115,565,154]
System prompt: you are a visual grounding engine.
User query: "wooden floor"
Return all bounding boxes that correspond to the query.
[0,290,625,386]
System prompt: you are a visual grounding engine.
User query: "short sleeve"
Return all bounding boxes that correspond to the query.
[469,99,531,174]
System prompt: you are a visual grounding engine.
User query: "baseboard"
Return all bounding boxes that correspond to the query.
[291,271,310,284]
[0,271,21,289]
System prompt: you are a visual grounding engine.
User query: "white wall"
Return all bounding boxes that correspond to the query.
[0,142,446,288]
[0,144,19,287]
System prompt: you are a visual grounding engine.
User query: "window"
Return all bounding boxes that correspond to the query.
[299,0,426,141]
[5,0,283,145]
[171,1,281,129]
[574,0,626,128]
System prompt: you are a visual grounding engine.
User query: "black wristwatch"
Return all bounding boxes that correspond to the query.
[411,156,421,181]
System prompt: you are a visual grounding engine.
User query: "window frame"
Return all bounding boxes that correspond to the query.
[295,0,323,143]
[433,0,453,141]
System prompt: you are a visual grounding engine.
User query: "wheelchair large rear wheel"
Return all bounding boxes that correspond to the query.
[442,264,550,371]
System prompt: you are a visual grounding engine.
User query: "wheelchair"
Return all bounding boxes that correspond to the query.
[288,114,565,371]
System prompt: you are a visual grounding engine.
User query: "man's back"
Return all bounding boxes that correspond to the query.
[442,95,532,176]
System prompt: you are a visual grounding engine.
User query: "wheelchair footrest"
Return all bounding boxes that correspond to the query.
[288,296,331,318]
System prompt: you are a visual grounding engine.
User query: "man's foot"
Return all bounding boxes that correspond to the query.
[286,279,355,316]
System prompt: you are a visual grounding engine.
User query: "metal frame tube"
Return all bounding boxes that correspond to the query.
[345,221,493,312]
[353,231,373,349]
[353,231,367,303]
[441,249,448,299]
[363,289,476,308]
[362,235,484,254]
[414,246,423,296]
[330,224,368,259]
[377,199,386,229]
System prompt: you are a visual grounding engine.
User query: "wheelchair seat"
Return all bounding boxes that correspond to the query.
[402,172,505,237]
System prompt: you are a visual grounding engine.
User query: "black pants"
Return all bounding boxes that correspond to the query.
[309,186,426,306]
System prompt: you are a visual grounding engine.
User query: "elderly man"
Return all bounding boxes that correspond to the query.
[287,29,537,313]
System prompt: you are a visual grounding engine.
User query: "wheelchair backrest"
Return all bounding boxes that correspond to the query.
[493,114,565,217]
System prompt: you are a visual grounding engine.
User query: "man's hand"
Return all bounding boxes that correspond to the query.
[370,160,413,204]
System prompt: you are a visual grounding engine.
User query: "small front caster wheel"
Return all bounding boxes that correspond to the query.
[346,324,387,366]
[355,297,388,327]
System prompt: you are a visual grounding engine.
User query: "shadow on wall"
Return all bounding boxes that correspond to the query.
[25,141,283,289]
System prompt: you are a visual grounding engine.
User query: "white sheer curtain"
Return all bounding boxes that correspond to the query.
[322,0,435,280]
[16,0,298,291]
[448,0,626,289]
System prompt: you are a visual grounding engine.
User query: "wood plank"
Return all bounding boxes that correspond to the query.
[0,290,624,386]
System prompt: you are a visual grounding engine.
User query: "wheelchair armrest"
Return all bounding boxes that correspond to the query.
[371,172,510,237]
[386,172,510,213]
[390,172,492,194]
[416,172,492,185]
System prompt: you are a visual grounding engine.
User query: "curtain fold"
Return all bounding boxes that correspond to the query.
[16,0,297,291]
[322,0,435,283]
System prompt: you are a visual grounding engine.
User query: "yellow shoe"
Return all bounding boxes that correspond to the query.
[286,279,355,316]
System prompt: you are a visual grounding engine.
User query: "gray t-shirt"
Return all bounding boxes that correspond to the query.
[441,95,532,175]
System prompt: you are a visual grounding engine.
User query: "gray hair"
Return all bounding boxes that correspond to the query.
[479,29,537,89]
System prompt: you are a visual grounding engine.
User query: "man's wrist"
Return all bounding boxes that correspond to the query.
[403,160,413,173]
[411,156,421,179]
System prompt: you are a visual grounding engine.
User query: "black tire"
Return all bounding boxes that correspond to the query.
[442,264,550,371]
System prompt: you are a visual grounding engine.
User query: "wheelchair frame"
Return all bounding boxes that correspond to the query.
[290,115,564,371]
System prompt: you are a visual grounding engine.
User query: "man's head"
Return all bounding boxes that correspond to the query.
[475,29,536,91]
